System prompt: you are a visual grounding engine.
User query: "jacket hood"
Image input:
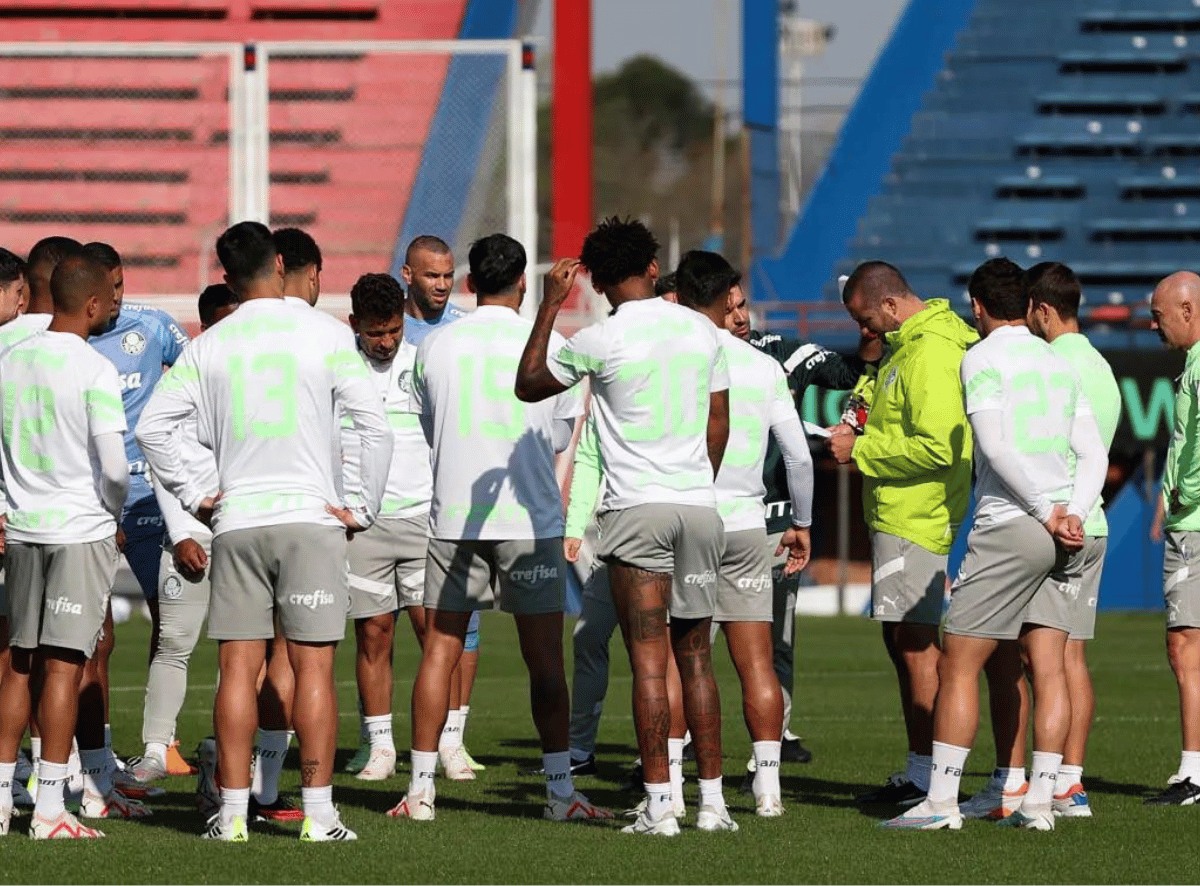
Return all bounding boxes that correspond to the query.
[887,298,977,352]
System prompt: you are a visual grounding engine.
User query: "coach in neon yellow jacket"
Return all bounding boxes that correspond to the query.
[830,261,977,805]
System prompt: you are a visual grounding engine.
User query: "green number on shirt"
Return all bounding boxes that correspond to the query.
[616,352,710,442]
[229,353,299,441]
[724,385,767,467]
[457,354,523,440]
[3,384,56,471]
[1012,370,1075,457]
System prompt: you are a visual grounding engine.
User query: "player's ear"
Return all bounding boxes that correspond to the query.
[401,264,413,286]
[465,274,477,295]
[348,314,359,334]
[648,258,659,281]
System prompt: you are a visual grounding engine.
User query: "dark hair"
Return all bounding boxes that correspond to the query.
[198,283,239,326]
[216,221,277,288]
[0,247,25,285]
[272,227,322,273]
[468,233,526,296]
[405,235,451,266]
[580,216,659,290]
[350,273,405,322]
[27,236,82,272]
[1025,261,1081,321]
[968,257,1028,321]
[83,241,122,270]
[842,260,913,306]
[50,251,108,313]
[675,250,740,310]
[654,272,677,298]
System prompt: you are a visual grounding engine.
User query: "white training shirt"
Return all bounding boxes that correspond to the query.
[0,312,52,353]
[413,304,582,540]
[152,411,219,544]
[0,330,128,544]
[549,297,730,511]
[343,338,432,521]
[962,325,1102,529]
[136,297,392,537]
[716,330,813,532]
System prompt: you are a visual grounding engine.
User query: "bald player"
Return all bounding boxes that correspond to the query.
[1147,272,1200,805]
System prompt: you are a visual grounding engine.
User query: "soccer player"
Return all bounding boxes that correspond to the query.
[340,272,432,781]
[0,246,27,681]
[516,217,734,836]
[137,221,392,842]
[2,237,79,350]
[884,257,1106,831]
[390,233,605,823]
[731,280,882,764]
[1146,270,1200,806]
[132,285,239,783]
[274,228,322,307]
[0,251,147,839]
[85,242,188,787]
[676,251,814,817]
[830,261,977,805]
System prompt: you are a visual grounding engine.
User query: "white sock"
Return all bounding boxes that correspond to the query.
[1057,763,1083,791]
[1178,750,1200,782]
[0,761,15,812]
[220,786,249,827]
[644,781,672,821]
[409,750,438,798]
[364,715,395,754]
[67,744,83,795]
[906,752,932,792]
[30,737,41,764]
[251,728,290,805]
[927,741,969,805]
[752,741,782,799]
[80,748,112,797]
[667,738,685,810]
[458,706,470,742]
[144,741,169,765]
[996,766,1027,791]
[104,724,116,769]
[698,776,726,812]
[33,760,68,819]
[439,710,463,751]
[1027,751,1062,807]
[301,784,336,826]
[542,751,574,800]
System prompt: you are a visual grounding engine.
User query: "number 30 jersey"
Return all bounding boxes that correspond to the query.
[413,305,582,541]
[961,324,1090,529]
[137,298,392,537]
[550,297,730,512]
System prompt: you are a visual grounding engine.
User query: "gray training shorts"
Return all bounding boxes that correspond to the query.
[348,514,428,618]
[714,528,773,623]
[424,537,566,616]
[596,503,725,621]
[870,532,947,625]
[1025,535,1106,641]
[208,524,349,644]
[946,515,1063,640]
[6,537,118,657]
[1164,530,1200,630]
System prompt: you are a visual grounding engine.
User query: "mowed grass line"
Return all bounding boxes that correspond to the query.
[5,612,1200,884]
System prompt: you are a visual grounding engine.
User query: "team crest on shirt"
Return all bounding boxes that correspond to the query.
[162,575,182,600]
[397,369,412,394]
[120,331,147,356]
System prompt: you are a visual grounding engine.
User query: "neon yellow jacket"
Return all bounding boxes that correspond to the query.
[852,299,978,555]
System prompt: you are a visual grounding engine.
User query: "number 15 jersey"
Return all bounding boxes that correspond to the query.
[549,297,730,512]
[413,304,582,541]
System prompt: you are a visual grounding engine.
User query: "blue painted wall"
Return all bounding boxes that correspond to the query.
[754,0,975,302]
[743,0,781,275]
[390,0,519,275]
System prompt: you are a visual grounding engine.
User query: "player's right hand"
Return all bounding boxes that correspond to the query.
[543,258,580,308]
[174,538,208,580]
[326,503,368,537]
[564,537,582,562]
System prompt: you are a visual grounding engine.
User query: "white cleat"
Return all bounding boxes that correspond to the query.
[111,766,165,800]
[300,811,357,842]
[625,795,686,822]
[959,780,1028,820]
[387,791,435,821]
[31,810,104,840]
[755,794,785,817]
[879,797,964,830]
[696,804,739,832]
[80,789,153,819]
[439,747,476,781]
[544,790,613,822]
[354,748,397,782]
[621,806,680,836]
[202,812,248,842]
[997,802,1055,831]
[130,754,169,784]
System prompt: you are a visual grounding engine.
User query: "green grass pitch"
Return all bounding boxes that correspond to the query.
[6,611,1200,884]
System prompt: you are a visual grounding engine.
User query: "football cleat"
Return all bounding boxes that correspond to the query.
[300,812,357,842]
[1052,783,1092,818]
[202,812,248,842]
[696,805,739,832]
[959,780,1028,820]
[30,810,104,840]
[544,791,613,822]
[387,791,435,821]
[879,797,963,830]
[80,789,153,819]
[354,748,397,782]
[620,805,679,836]
[439,747,475,781]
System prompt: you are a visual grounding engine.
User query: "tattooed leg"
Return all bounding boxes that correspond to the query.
[609,563,673,785]
[672,617,723,781]
[215,639,268,789]
[286,640,339,787]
